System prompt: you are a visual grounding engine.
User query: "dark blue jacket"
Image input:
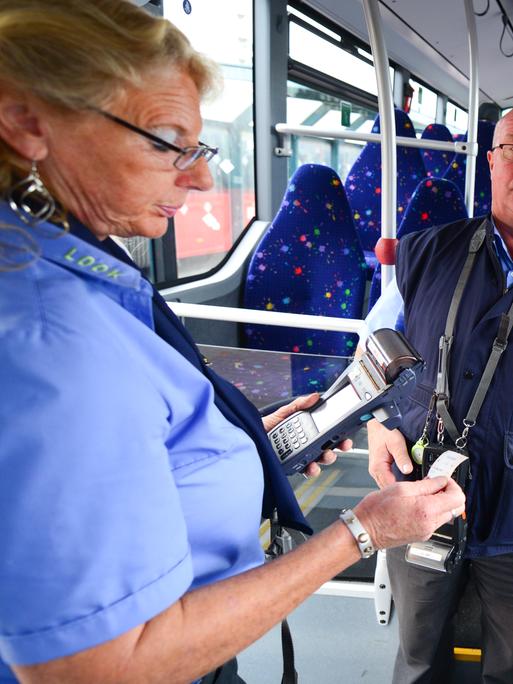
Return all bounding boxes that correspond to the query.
[396,216,513,557]
[69,217,311,535]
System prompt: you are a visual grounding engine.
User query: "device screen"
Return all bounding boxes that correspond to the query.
[311,383,361,432]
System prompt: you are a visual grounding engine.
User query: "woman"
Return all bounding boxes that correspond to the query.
[0,2,465,683]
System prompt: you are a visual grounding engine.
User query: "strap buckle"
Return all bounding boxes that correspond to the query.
[455,419,476,450]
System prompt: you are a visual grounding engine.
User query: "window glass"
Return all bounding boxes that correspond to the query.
[155,0,255,280]
[289,21,393,97]
[287,82,377,182]
[446,101,468,136]
[408,78,438,133]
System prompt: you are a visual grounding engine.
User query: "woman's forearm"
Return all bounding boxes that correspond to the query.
[131,520,359,684]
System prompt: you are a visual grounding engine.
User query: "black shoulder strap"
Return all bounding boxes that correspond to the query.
[436,219,513,448]
[435,221,487,443]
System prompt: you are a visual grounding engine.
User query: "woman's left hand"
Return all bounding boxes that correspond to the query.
[262,392,353,477]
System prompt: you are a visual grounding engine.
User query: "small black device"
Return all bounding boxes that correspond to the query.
[405,444,470,573]
[267,329,425,476]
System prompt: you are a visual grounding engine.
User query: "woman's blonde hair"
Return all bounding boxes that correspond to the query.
[0,0,219,192]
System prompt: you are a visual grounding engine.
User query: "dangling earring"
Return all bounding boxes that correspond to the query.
[8,161,56,227]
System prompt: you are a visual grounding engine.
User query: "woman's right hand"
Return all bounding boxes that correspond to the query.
[367,418,413,488]
[353,476,466,550]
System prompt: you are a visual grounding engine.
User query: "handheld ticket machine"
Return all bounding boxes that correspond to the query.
[268,329,424,476]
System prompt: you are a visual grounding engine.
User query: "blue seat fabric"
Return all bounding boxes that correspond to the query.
[345,109,426,261]
[243,164,366,394]
[421,123,454,178]
[368,177,468,312]
[443,119,495,216]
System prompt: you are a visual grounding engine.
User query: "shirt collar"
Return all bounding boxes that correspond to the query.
[0,202,150,295]
[490,216,513,272]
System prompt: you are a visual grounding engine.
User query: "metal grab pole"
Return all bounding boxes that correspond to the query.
[464,0,479,218]
[362,0,397,292]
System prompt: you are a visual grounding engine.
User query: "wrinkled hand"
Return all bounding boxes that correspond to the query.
[367,418,413,488]
[262,392,352,477]
[354,477,466,549]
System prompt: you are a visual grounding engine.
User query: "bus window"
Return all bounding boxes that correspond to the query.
[446,101,468,136]
[408,78,438,133]
[286,81,377,181]
[161,0,255,280]
[286,7,381,183]
[289,18,392,98]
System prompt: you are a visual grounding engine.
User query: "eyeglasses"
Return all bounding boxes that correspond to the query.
[92,108,218,170]
[491,143,513,162]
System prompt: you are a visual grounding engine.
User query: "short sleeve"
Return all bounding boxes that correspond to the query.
[0,321,193,665]
[361,276,404,343]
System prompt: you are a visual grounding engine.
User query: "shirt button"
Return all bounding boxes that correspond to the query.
[463,369,474,380]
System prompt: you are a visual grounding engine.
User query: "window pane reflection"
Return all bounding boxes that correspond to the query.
[162,0,255,280]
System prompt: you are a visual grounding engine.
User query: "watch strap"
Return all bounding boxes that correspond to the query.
[340,508,376,559]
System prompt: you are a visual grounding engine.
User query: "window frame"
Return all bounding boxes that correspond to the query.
[143,0,257,289]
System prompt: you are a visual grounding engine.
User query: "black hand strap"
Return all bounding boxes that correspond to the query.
[281,618,298,684]
[266,511,299,683]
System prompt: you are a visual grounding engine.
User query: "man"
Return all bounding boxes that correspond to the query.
[365,110,513,684]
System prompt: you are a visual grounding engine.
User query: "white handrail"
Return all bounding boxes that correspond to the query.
[275,123,473,154]
[363,0,396,292]
[464,0,479,217]
[168,302,365,334]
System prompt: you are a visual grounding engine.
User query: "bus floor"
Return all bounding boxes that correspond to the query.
[237,594,482,683]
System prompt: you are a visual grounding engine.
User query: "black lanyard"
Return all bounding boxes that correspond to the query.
[434,219,513,447]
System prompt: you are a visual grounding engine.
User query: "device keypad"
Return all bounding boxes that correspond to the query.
[270,413,317,461]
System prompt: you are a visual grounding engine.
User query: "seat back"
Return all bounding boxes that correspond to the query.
[443,119,495,216]
[345,109,426,257]
[421,123,454,178]
[243,163,366,370]
[367,178,468,311]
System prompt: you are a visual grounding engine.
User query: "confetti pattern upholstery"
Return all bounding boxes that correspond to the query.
[443,119,495,216]
[345,109,426,262]
[243,164,366,393]
[421,123,454,178]
[368,177,468,312]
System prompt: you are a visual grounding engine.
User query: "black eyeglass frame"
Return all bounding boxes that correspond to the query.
[491,143,513,156]
[93,108,219,170]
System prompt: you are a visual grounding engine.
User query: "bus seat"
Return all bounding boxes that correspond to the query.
[367,178,468,313]
[421,123,454,178]
[345,109,426,268]
[443,119,494,216]
[243,164,366,394]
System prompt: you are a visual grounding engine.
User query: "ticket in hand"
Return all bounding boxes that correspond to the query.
[426,450,469,479]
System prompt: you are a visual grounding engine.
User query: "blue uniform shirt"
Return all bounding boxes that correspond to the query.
[0,205,265,678]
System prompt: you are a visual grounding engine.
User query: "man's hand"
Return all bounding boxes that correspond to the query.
[354,477,466,549]
[367,418,413,488]
[262,393,352,477]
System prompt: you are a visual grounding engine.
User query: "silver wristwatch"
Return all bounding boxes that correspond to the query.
[339,508,376,559]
